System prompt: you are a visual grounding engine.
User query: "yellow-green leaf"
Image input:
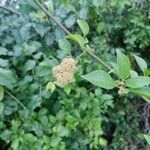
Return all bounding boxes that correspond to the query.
[117,50,131,80]
[77,19,89,37]
[66,34,87,49]
[134,55,147,73]
[46,82,56,93]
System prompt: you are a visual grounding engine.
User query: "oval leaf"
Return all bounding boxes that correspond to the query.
[25,60,36,71]
[82,70,116,89]
[58,39,71,52]
[77,19,89,37]
[130,70,138,78]
[117,50,131,80]
[130,87,150,102]
[46,81,56,93]
[0,68,16,89]
[134,55,147,73]
[66,34,87,49]
[0,86,4,101]
[126,76,150,88]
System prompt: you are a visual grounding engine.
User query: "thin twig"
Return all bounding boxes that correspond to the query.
[4,89,26,109]
[33,0,112,71]
[75,51,86,61]
[85,46,112,71]
[0,5,21,15]
[33,0,71,35]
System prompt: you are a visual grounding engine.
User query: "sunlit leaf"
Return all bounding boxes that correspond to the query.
[117,50,131,80]
[134,55,147,73]
[82,70,116,89]
[66,34,87,49]
[77,19,89,37]
[126,76,150,88]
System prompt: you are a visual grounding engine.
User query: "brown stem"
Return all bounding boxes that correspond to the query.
[85,46,112,71]
[0,5,20,15]
[4,89,26,109]
[33,0,71,35]
[33,0,112,71]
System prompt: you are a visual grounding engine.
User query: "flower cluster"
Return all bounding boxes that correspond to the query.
[52,57,76,85]
[117,80,128,96]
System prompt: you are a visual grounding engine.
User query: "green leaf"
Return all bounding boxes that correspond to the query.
[126,76,150,88]
[58,39,71,52]
[99,138,107,146]
[130,70,138,78]
[0,68,16,89]
[77,19,89,37]
[82,70,116,89]
[0,47,8,55]
[129,87,150,100]
[45,0,54,12]
[64,85,71,95]
[0,102,4,115]
[110,62,120,78]
[116,50,131,80]
[0,58,9,67]
[66,34,87,49]
[93,0,105,6]
[144,68,150,76]
[0,86,4,101]
[25,60,36,71]
[134,55,147,73]
[46,82,56,93]
[144,134,150,145]
[11,139,19,150]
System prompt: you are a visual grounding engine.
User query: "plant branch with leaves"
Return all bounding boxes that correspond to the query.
[32,0,150,102]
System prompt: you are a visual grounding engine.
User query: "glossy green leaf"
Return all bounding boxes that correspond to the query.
[82,70,116,89]
[126,76,150,88]
[0,86,4,101]
[134,55,147,73]
[129,87,150,100]
[117,50,131,80]
[66,34,87,49]
[130,70,138,78]
[77,19,89,37]
[0,68,16,88]
[58,39,71,52]
[110,62,121,78]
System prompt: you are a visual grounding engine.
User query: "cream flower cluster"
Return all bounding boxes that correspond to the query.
[52,57,76,85]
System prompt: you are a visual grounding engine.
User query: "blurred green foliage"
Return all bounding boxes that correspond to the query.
[0,0,149,149]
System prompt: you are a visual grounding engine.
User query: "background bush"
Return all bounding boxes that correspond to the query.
[0,0,149,149]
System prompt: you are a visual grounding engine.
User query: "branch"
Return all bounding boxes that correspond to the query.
[5,89,26,109]
[33,0,71,35]
[86,46,112,71]
[0,5,21,15]
[33,0,112,71]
